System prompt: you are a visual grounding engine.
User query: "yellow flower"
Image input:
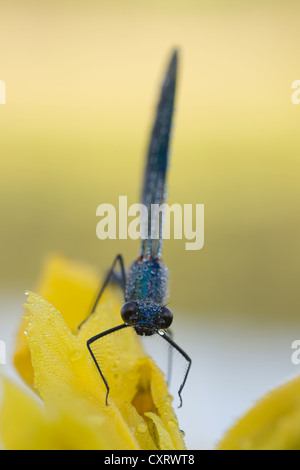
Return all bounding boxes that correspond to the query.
[219,375,300,450]
[1,255,186,450]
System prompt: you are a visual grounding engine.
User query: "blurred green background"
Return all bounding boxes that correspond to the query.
[1,0,300,321]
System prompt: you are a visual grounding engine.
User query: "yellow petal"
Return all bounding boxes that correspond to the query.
[14,325,34,386]
[145,412,175,450]
[119,359,186,450]
[14,254,102,387]
[24,291,140,450]
[77,300,185,449]
[13,254,186,450]
[1,378,47,450]
[0,378,134,450]
[35,254,101,330]
[219,375,300,450]
[150,362,186,449]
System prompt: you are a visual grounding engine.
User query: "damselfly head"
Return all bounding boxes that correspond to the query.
[121,301,173,336]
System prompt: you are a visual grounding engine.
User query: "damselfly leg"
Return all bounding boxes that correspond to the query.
[161,332,192,408]
[87,323,129,406]
[78,254,126,330]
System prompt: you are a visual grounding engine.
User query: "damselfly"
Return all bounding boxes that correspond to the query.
[80,50,191,407]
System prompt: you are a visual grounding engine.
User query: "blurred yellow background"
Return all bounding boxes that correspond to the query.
[1,0,300,321]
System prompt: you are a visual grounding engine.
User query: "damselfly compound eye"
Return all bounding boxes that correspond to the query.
[121,301,138,324]
[160,306,173,329]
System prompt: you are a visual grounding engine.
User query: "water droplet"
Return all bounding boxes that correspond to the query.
[137,422,147,433]
[158,329,166,336]
[69,350,82,362]
[168,419,177,428]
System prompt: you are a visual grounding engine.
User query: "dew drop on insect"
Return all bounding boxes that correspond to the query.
[158,329,166,336]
